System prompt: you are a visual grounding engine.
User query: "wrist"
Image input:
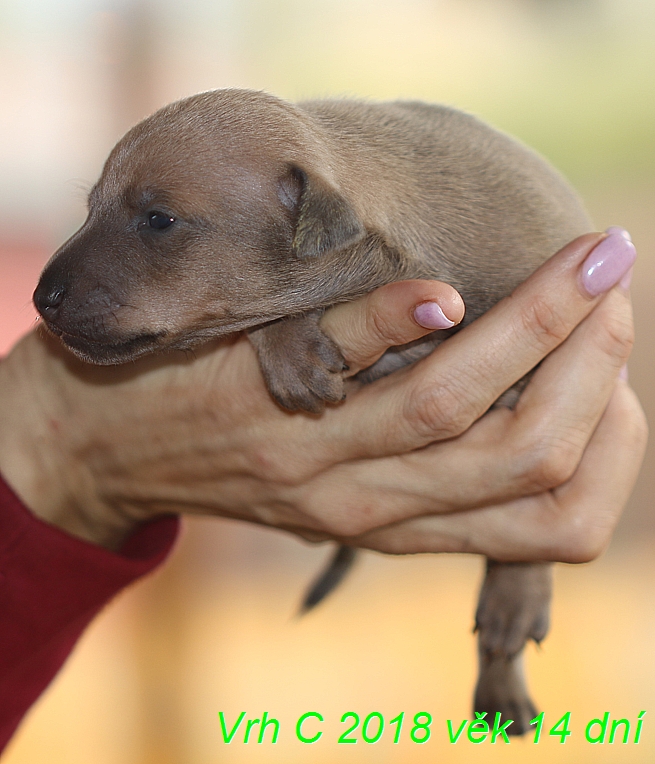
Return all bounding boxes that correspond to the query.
[0,332,143,550]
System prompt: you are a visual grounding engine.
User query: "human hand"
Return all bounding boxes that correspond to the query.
[0,275,465,550]
[0,232,645,563]
[299,230,646,563]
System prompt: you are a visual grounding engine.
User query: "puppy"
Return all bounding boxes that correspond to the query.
[34,89,592,733]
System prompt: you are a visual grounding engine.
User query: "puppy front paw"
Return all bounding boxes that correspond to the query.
[248,314,346,413]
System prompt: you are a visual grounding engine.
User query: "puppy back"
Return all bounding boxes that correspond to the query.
[298,98,592,316]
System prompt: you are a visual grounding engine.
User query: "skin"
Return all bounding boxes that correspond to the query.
[0,233,646,560]
[10,83,647,729]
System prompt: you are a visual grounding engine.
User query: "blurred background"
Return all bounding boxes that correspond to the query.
[0,0,653,761]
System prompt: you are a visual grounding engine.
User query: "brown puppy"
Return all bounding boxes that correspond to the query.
[34,89,591,733]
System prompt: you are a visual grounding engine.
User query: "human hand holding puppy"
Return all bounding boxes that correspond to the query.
[318,231,645,563]
[0,232,645,559]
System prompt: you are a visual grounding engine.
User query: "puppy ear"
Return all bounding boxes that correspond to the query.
[278,166,366,258]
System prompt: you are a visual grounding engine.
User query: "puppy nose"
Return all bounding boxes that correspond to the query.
[33,284,66,320]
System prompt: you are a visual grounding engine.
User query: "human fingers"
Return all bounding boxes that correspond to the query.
[347,380,647,561]
[320,279,465,375]
[505,283,634,494]
[281,277,634,537]
[322,231,636,459]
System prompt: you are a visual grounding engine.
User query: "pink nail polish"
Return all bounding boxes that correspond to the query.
[605,226,632,242]
[414,302,455,330]
[580,234,637,297]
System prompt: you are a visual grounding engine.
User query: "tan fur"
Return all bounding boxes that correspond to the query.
[34,89,592,733]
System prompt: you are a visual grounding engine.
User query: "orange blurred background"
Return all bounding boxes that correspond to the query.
[0,1,653,762]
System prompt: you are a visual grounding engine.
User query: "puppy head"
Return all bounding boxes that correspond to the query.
[34,89,366,364]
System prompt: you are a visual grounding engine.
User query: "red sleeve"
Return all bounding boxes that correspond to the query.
[0,474,180,752]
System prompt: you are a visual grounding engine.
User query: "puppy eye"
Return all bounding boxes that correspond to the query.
[147,211,176,230]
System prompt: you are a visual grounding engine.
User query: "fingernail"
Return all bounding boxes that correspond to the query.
[413,301,455,329]
[580,233,637,297]
[619,364,629,381]
[605,226,632,242]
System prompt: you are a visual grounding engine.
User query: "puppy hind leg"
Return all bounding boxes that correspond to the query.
[473,560,553,735]
[474,652,537,735]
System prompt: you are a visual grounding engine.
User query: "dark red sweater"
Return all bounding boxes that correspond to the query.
[0,474,179,751]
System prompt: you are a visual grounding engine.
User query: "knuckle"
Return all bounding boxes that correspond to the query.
[247,446,311,486]
[368,305,408,348]
[406,381,474,441]
[617,391,649,454]
[596,311,635,365]
[633,406,650,447]
[522,438,581,490]
[520,296,571,351]
[318,502,377,538]
[557,523,609,564]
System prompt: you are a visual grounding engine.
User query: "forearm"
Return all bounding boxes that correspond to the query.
[0,335,183,752]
